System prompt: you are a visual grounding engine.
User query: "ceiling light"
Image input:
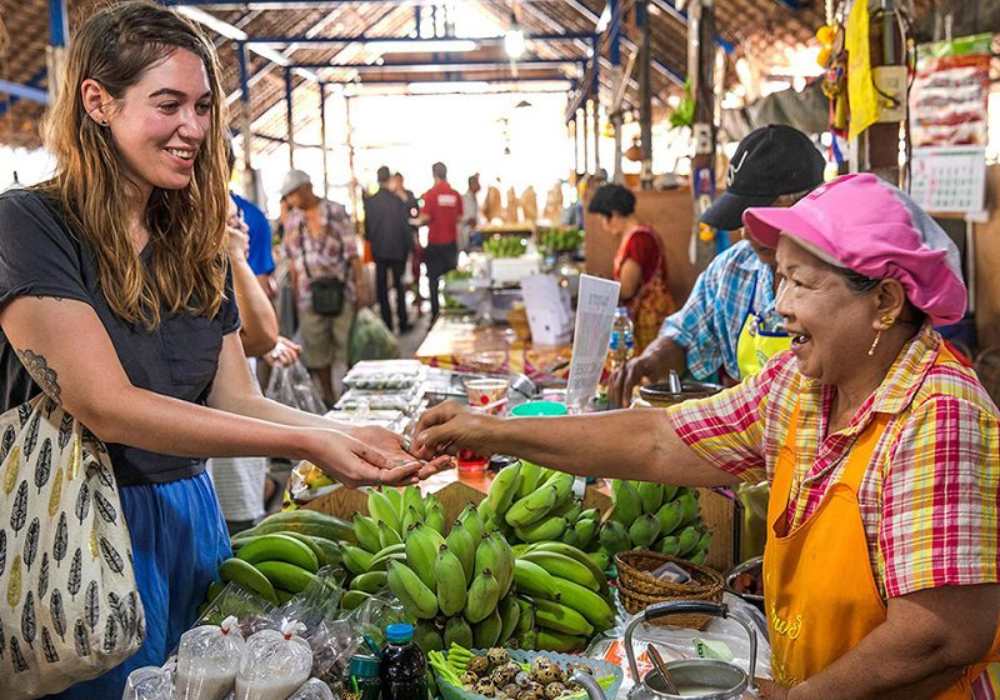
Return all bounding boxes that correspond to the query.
[370,39,478,54]
[406,81,491,94]
[505,26,526,59]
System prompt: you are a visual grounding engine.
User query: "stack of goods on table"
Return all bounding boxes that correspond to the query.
[335,360,428,415]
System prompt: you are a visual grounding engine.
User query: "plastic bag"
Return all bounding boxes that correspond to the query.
[347,593,407,648]
[288,678,335,699]
[269,566,346,635]
[347,308,399,368]
[236,621,313,700]
[175,615,246,700]
[265,360,327,414]
[198,582,276,637]
[307,619,362,693]
[122,665,174,700]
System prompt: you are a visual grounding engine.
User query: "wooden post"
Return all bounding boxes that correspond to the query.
[637,0,653,189]
[688,0,718,270]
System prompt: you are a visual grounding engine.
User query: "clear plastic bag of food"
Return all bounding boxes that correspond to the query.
[308,619,363,693]
[175,615,246,700]
[122,664,174,700]
[288,678,335,699]
[268,565,346,635]
[347,592,407,648]
[236,621,314,700]
[198,582,277,637]
[266,360,327,414]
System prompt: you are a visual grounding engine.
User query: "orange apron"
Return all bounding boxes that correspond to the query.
[764,348,1000,696]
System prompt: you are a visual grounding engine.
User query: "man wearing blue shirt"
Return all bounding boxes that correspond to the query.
[609,125,825,406]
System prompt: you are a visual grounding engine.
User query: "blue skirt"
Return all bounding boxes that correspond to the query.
[46,471,232,699]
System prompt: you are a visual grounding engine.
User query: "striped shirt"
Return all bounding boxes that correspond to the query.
[660,240,784,381]
[668,323,1000,601]
[283,199,358,311]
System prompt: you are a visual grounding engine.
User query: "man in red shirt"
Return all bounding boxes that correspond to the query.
[416,162,463,321]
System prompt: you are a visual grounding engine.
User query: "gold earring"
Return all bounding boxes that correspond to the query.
[868,330,882,356]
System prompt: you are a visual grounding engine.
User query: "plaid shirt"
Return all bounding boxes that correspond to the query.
[668,323,1000,602]
[661,240,784,381]
[282,199,358,311]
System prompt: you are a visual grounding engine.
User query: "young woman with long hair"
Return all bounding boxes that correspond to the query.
[0,3,441,695]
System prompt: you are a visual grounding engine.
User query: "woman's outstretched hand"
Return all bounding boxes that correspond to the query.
[307,428,426,488]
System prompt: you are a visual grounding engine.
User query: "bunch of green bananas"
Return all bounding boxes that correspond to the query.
[597,480,712,564]
[220,531,333,605]
[512,542,615,653]
[483,235,528,259]
[475,462,581,543]
[538,228,584,254]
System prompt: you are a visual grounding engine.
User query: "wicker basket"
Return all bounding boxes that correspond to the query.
[616,551,725,630]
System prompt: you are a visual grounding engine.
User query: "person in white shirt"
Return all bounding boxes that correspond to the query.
[460,173,481,252]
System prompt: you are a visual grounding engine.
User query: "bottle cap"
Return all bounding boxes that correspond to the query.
[349,654,380,679]
[385,623,414,644]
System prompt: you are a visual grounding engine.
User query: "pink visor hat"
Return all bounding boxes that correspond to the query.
[742,172,967,326]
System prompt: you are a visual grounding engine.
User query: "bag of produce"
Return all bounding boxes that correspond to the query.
[265,360,326,414]
[123,665,174,700]
[520,186,538,222]
[306,619,361,693]
[236,621,313,700]
[288,678,335,699]
[504,186,520,223]
[347,308,399,368]
[175,615,246,700]
[483,186,503,223]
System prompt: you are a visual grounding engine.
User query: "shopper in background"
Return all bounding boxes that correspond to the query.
[0,3,435,696]
[588,183,676,354]
[281,169,362,407]
[414,161,463,322]
[460,172,481,252]
[392,171,424,318]
[608,124,825,407]
[365,165,412,334]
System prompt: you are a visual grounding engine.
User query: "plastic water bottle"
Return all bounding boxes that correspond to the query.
[609,307,635,376]
[379,624,427,700]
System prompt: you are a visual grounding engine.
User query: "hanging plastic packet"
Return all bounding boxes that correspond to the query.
[236,620,313,700]
[287,678,336,699]
[308,619,363,694]
[175,615,246,700]
[122,664,174,700]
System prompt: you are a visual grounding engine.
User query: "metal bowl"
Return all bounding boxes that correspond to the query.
[638,380,723,408]
[724,556,764,609]
[641,659,749,699]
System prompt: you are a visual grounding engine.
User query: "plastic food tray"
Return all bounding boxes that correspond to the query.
[435,649,623,700]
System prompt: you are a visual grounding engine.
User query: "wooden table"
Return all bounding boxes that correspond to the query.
[414,316,572,385]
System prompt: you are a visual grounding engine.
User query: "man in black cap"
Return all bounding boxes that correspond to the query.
[364,165,412,333]
[608,124,825,406]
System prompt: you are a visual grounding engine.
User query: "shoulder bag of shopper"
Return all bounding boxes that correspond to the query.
[0,395,145,698]
[299,209,346,317]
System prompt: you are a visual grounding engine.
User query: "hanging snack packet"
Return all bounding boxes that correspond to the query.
[175,615,246,700]
[236,620,313,700]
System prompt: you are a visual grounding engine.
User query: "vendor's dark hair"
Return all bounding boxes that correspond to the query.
[588,184,636,217]
[836,268,926,325]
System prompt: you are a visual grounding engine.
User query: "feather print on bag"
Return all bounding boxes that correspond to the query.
[34,438,52,495]
[7,554,22,608]
[17,403,31,428]
[73,619,90,657]
[53,512,68,567]
[102,614,118,656]
[37,552,49,600]
[2,445,20,496]
[10,635,27,672]
[0,425,15,464]
[128,591,140,641]
[47,466,63,517]
[75,481,91,526]
[50,588,66,642]
[23,411,39,461]
[41,626,58,664]
[0,528,6,578]
[96,463,113,490]
[57,413,73,451]
[99,537,125,575]
[10,479,28,533]
[93,489,117,525]
[68,548,82,598]
[107,591,127,636]
[21,590,36,648]
[84,580,99,632]
[23,517,39,571]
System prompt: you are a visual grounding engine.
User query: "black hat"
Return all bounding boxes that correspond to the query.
[701,124,825,231]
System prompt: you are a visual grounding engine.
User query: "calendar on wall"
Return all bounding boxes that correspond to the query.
[910,146,986,214]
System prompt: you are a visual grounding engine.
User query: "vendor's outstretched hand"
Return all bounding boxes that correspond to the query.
[412,400,493,460]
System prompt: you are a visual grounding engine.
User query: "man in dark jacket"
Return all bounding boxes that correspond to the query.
[365,166,412,333]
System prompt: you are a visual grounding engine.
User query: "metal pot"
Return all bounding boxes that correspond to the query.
[625,601,757,700]
[724,556,765,610]
[637,380,723,409]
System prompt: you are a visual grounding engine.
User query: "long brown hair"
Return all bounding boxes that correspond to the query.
[40,1,229,328]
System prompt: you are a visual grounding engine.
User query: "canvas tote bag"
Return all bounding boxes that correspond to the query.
[0,395,145,698]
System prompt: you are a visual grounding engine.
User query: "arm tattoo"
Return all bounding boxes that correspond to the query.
[15,349,62,404]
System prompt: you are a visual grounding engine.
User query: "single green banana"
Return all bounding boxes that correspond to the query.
[552,499,582,524]
[434,545,468,617]
[512,558,559,600]
[573,518,597,550]
[655,500,685,537]
[341,545,375,576]
[341,589,372,611]
[486,462,523,518]
[278,533,338,568]
[387,560,438,620]
[628,513,663,548]
[405,523,445,590]
[275,589,295,605]
[578,507,600,522]
[415,621,444,653]
[473,608,503,648]
[349,570,388,594]
[219,557,278,603]
[516,598,535,633]
[677,525,701,557]
[662,484,679,503]
[505,485,558,528]
[491,532,515,598]
[235,534,319,573]
[473,534,500,580]
[515,514,568,543]
[384,487,404,519]
[498,594,521,643]
[378,520,403,549]
[657,535,680,556]
[445,523,476,586]
[637,481,665,514]
[517,461,543,498]
[402,485,426,519]
[255,560,317,594]
[544,472,575,509]
[598,520,631,555]
[443,616,474,649]
[535,629,585,653]
[458,505,484,545]
[610,480,642,525]
[562,528,580,548]
[464,568,500,624]
[367,488,402,534]
[586,548,611,572]
[425,506,446,536]
[400,505,422,535]
[678,489,700,526]
[550,577,615,631]
[533,597,593,636]
[696,530,712,553]
[352,515,382,554]
[368,543,407,570]
[527,542,611,597]
[689,548,708,565]
[521,551,600,592]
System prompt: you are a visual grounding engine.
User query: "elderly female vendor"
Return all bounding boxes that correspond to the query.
[415,173,1000,699]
